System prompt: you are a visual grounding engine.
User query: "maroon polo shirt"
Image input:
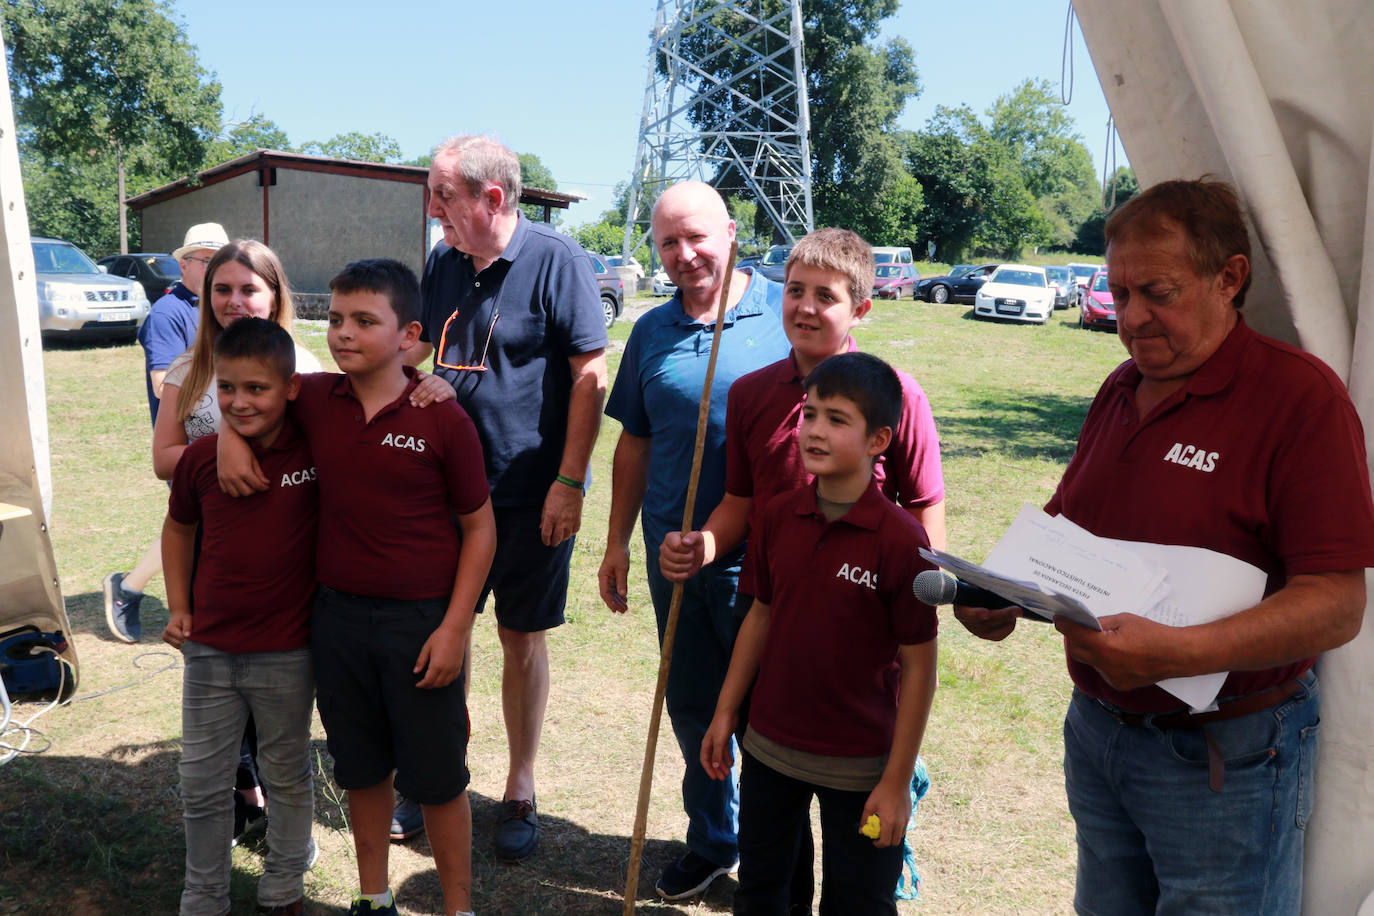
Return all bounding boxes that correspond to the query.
[748,480,938,757]
[725,346,945,594]
[168,419,317,653]
[295,370,490,600]
[1048,316,1374,712]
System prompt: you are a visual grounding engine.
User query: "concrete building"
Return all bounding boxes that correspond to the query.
[127,149,584,303]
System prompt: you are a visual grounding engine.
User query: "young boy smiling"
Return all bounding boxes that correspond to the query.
[219,259,496,916]
[700,352,939,914]
[162,317,318,916]
[659,227,945,599]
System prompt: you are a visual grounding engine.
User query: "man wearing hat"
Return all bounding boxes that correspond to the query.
[104,221,229,642]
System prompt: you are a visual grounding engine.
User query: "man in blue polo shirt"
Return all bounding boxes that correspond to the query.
[407,134,608,862]
[597,181,789,899]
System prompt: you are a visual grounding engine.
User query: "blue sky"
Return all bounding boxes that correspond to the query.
[171,0,1127,227]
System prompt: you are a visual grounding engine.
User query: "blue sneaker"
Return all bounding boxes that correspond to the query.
[390,793,424,841]
[102,572,142,643]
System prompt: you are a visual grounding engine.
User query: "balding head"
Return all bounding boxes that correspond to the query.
[652,181,737,308]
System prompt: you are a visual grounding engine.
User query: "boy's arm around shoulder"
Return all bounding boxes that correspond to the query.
[863,637,937,847]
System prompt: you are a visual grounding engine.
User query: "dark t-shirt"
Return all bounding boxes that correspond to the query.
[168,419,317,653]
[419,214,608,507]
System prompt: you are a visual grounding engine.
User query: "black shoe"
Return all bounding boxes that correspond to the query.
[655,850,735,900]
[231,790,267,847]
[493,796,539,861]
[102,572,143,642]
[390,793,424,841]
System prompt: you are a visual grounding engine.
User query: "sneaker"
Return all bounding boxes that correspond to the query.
[349,897,397,916]
[102,572,143,643]
[390,793,424,841]
[305,836,319,870]
[655,850,735,900]
[256,900,303,916]
[493,796,539,861]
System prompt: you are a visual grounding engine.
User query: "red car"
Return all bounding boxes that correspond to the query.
[1079,270,1117,330]
[873,263,918,300]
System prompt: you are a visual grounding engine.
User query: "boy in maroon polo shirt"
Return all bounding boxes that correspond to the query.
[219,260,495,916]
[162,317,318,916]
[701,352,938,915]
[306,260,494,916]
[659,226,945,598]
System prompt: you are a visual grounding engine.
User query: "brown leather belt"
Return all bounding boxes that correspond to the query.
[1095,679,1305,793]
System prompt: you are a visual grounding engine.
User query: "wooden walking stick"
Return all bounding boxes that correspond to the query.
[622,241,739,913]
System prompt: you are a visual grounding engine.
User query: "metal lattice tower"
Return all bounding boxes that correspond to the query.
[623,0,814,260]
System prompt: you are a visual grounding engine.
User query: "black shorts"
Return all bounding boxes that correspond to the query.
[477,504,574,633]
[311,585,470,804]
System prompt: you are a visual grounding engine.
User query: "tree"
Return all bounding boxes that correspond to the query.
[204,114,293,166]
[517,152,559,225]
[986,79,1097,249]
[301,131,402,163]
[667,0,920,243]
[1072,166,1140,254]
[3,0,222,253]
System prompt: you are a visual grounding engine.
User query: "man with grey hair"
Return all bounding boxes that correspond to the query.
[405,134,609,861]
[598,181,790,898]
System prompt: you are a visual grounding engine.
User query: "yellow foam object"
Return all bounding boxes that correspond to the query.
[860,813,881,839]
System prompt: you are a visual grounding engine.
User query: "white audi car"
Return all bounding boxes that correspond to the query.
[973,264,1055,324]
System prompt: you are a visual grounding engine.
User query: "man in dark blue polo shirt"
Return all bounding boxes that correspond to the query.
[407,134,608,861]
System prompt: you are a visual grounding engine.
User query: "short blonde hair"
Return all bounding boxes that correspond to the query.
[784,227,874,311]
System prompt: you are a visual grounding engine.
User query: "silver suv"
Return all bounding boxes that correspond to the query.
[33,237,150,340]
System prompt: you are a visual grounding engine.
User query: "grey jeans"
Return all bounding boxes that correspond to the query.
[178,642,315,915]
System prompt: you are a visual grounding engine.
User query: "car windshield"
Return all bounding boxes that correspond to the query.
[991,269,1046,288]
[146,256,181,278]
[875,265,904,278]
[33,241,99,275]
[761,246,792,266]
[1044,267,1070,283]
[947,265,972,277]
[1092,273,1110,292]
[588,255,606,272]
[1069,264,1098,281]
[874,252,895,263]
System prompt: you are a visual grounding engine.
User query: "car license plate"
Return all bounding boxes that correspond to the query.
[996,299,1024,315]
[99,311,129,322]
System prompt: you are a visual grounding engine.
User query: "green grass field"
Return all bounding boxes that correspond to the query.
[0,296,1127,914]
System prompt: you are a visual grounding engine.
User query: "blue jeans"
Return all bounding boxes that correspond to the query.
[179,643,316,915]
[644,532,743,867]
[1064,671,1319,916]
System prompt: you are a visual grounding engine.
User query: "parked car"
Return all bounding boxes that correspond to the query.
[916,263,998,303]
[33,237,150,340]
[973,264,1055,324]
[1042,265,1073,310]
[736,255,760,271]
[651,269,677,296]
[1065,261,1101,308]
[873,263,919,300]
[587,253,624,329]
[757,244,793,282]
[872,246,915,265]
[98,252,182,303]
[1079,270,1117,330]
[604,254,645,280]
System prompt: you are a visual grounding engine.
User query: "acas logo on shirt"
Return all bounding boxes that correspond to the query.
[381,432,427,453]
[836,562,878,590]
[1162,442,1218,473]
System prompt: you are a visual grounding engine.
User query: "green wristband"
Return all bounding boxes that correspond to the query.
[555,474,584,490]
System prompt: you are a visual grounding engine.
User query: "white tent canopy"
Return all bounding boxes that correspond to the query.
[1072,1,1374,911]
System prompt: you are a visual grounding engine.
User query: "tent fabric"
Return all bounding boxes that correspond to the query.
[0,39,75,696]
[1072,1,1374,911]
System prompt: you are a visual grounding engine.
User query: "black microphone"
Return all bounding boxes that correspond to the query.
[912,570,1051,622]
[912,569,1013,608]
